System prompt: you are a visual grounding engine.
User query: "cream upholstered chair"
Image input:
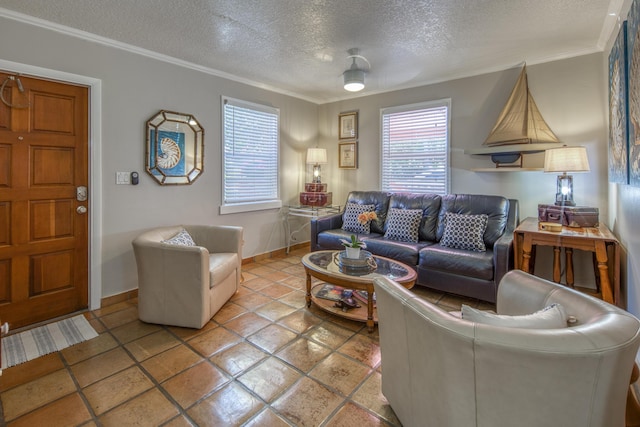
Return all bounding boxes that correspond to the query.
[373,270,640,427]
[132,225,243,329]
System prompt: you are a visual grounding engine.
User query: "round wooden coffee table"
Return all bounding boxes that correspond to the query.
[301,250,417,332]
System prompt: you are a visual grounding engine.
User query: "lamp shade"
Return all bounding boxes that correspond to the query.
[543,146,590,173]
[306,148,327,165]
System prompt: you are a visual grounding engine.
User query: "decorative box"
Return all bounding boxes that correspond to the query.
[300,191,332,207]
[537,204,599,228]
[538,222,563,232]
[305,183,327,192]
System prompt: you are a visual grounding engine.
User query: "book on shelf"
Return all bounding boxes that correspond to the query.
[353,290,376,306]
[315,284,345,301]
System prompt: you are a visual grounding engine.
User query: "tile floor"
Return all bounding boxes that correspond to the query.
[0,248,494,427]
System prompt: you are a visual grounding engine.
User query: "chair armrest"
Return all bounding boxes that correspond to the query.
[132,241,211,324]
[310,213,343,250]
[496,270,561,315]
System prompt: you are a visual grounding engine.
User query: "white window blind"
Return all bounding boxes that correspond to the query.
[381,99,450,194]
[221,97,281,214]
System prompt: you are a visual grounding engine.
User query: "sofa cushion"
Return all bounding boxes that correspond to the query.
[440,213,488,252]
[364,239,431,267]
[461,303,568,329]
[342,203,376,234]
[318,228,383,250]
[420,244,494,280]
[384,208,423,242]
[162,228,196,246]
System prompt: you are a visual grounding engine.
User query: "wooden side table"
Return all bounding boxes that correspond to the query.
[513,217,621,307]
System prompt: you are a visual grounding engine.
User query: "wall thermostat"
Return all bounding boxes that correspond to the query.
[131,171,139,185]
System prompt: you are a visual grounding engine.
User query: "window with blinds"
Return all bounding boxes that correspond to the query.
[380,99,451,195]
[221,96,282,214]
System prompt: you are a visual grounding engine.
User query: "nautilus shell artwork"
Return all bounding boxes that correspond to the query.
[157,137,182,169]
[145,110,204,185]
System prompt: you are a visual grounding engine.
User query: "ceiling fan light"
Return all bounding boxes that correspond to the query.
[343,68,365,92]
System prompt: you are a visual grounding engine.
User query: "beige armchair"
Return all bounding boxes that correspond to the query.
[374,270,640,427]
[132,225,243,329]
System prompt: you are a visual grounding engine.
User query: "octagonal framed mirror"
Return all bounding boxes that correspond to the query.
[145,110,204,185]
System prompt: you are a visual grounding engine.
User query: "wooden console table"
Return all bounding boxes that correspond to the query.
[513,217,621,307]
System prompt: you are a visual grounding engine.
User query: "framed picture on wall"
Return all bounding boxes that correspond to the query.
[609,20,629,184]
[627,0,640,186]
[339,141,357,169]
[339,111,358,140]
[146,110,204,185]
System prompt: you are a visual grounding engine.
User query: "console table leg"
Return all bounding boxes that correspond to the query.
[522,235,534,274]
[627,363,640,427]
[595,241,614,304]
[565,248,574,288]
[553,246,562,283]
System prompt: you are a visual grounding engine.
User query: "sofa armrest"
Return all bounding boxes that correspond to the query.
[493,198,519,285]
[493,231,514,286]
[310,212,343,250]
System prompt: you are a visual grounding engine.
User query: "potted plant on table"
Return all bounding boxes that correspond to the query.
[340,211,377,259]
[341,234,367,259]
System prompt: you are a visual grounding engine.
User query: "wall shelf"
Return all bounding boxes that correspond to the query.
[464,143,563,156]
[465,143,561,171]
[471,167,543,172]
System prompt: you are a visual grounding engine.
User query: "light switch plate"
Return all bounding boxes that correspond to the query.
[116,172,130,185]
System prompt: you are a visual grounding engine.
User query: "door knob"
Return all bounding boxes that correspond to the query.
[76,206,87,214]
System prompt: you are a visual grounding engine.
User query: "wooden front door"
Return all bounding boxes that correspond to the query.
[0,72,89,329]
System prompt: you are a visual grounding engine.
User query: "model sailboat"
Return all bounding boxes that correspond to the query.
[466,65,562,167]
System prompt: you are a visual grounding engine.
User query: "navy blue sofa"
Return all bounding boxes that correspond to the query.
[310,191,519,303]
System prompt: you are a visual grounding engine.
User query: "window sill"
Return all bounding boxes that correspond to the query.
[220,200,282,215]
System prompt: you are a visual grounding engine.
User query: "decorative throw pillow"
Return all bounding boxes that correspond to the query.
[162,228,196,246]
[384,208,423,242]
[461,303,568,329]
[440,212,489,252]
[342,203,376,234]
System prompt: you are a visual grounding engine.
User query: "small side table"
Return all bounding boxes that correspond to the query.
[513,217,621,307]
[283,205,341,253]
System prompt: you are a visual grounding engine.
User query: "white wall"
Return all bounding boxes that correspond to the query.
[319,53,608,285]
[0,16,318,301]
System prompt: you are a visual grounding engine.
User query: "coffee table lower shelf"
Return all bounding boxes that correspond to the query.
[302,251,417,332]
[310,284,377,324]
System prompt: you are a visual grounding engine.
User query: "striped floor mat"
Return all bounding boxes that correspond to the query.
[1,315,98,370]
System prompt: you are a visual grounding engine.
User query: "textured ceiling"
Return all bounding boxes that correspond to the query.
[0,0,625,104]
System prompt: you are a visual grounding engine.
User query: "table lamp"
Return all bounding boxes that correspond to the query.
[543,145,590,206]
[306,148,327,184]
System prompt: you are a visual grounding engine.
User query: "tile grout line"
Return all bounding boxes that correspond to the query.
[1,250,486,426]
